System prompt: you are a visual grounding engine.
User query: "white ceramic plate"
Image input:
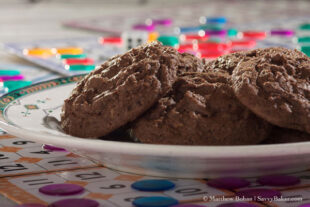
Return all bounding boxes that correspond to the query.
[0,75,309,178]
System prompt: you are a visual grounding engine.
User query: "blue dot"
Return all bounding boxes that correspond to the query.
[131,179,175,191]
[206,17,227,24]
[133,196,178,207]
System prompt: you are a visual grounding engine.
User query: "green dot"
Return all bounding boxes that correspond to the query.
[3,81,32,92]
[199,24,223,31]
[228,28,238,37]
[0,70,21,76]
[301,46,310,56]
[157,36,179,47]
[299,23,310,30]
[60,54,87,59]
[66,64,96,71]
[297,36,310,43]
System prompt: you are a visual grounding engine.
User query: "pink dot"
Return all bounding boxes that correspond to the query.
[39,184,84,196]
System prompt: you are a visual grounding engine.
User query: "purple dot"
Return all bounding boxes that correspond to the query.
[14,204,46,207]
[153,18,172,26]
[207,177,250,190]
[132,24,155,32]
[298,203,310,207]
[43,144,67,152]
[205,30,227,36]
[217,202,260,207]
[39,184,84,196]
[257,174,300,187]
[171,205,205,207]
[270,29,294,37]
[236,188,281,200]
[49,198,99,207]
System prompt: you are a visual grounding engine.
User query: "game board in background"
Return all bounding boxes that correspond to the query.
[3,37,122,76]
[0,63,60,84]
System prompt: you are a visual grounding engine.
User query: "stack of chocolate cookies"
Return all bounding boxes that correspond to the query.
[61,41,310,145]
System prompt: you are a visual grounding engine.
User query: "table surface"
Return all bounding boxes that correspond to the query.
[1,0,310,206]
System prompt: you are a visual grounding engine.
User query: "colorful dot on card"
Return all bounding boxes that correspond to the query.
[257,174,300,186]
[131,179,175,191]
[99,36,122,44]
[133,196,178,207]
[14,204,46,207]
[23,48,54,57]
[152,18,172,26]
[297,36,310,43]
[39,183,84,196]
[0,70,21,76]
[299,23,310,30]
[200,16,227,24]
[148,32,159,42]
[43,144,67,152]
[270,29,295,37]
[65,64,96,71]
[205,30,227,37]
[242,31,267,40]
[171,204,205,207]
[63,58,94,65]
[49,198,99,207]
[207,177,250,190]
[217,203,260,207]
[300,46,310,56]
[0,74,24,81]
[53,47,83,55]
[157,35,179,47]
[132,24,155,32]
[59,54,87,59]
[200,24,224,31]
[3,81,32,92]
[227,28,238,37]
[236,188,281,200]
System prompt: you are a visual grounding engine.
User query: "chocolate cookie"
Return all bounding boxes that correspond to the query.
[61,42,184,138]
[262,127,310,144]
[232,47,310,133]
[131,71,270,145]
[204,51,246,74]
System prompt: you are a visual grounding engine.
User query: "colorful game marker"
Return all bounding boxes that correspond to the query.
[59,54,87,59]
[65,64,96,71]
[23,48,53,57]
[99,36,122,44]
[157,35,179,47]
[53,47,83,55]
[63,58,94,65]
[242,31,267,40]
[49,198,99,207]
[131,179,175,191]
[43,144,67,152]
[3,80,32,92]
[133,196,178,207]
[133,24,155,32]
[257,174,300,186]
[207,177,250,190]
[152,18,172,26]
[270,29,295,37]
[39,183,84,196]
